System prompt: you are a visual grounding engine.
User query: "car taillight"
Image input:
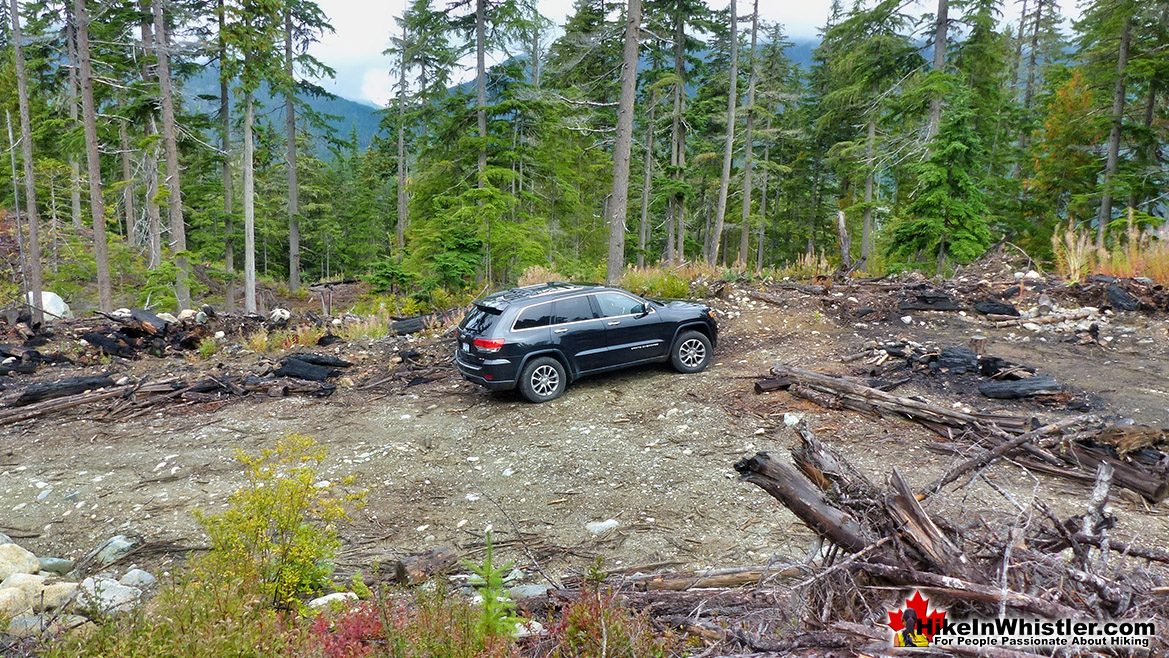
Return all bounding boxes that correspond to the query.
[473,337,505,353]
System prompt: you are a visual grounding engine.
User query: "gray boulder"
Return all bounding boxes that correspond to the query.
[78,577,141,614]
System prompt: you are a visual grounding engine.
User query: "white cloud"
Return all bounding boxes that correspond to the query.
[360,67,394,107]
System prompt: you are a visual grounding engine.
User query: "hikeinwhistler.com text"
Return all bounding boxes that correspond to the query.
[928,618,1157,649]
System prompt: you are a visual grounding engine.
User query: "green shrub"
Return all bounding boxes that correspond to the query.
[196,336,219,360]
[619,267,690,299]
[463,533,521,639]
[194,434,363,610]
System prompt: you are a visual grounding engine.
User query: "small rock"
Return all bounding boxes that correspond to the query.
[269,308,292,326]
[84,534,139,569]
[195,311,208,324]
[1023,270,1043,281]
[214,330,226,339]
[308,592,358,609]
[119,568,156,588]
[36,582,79,611]
[177,309,198,321]
[0,587,31,617]
[37,557,74,576]
[509,583,551,599]
[6,613,90,638]
[0,573,45,599]
[515,619,545,638]
[0,543,40,580]
[156,312,179,324]
[78,577,141,614]
[783,412,804,427]
[1022,322,1042,332]
[585,519,619,535]
[900,315,913,324]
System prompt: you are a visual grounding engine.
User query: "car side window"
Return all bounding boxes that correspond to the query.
[552,296,593,325]
[594,292,643,317]
[513,303,552,330]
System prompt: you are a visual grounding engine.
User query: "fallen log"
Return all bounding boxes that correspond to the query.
[0,385,132,426]
[753,376,790,394]
[631,565,808,591]
[392,546,458,585]
[14,375,116,406]
[273,357,338,381]
[287,352,353,368]
[978,376,1063,399]
[734,452,869,552]
[991,309,1094,328]
[974,299,1019,316]
[389,310,457,336]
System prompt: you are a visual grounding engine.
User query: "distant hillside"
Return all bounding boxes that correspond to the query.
[181,64,385,153]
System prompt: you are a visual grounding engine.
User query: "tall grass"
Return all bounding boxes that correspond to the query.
[1052,219,1169,284]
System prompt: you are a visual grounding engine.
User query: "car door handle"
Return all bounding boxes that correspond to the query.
[606,321,620,326]
[553,328,569,334]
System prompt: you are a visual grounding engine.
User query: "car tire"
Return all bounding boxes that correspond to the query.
[670,331,712,374]
[518,357,567,403]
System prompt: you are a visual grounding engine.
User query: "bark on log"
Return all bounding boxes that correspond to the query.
[887,468,971,577]
[393,546,458,585]
[734,452,869,552]
[390,310,458,336]
[973,299,1019,316]
[753,376,790,394]
[273,357,338,381]
[14,375,116,406]
[287,352,352,368]
[978,376,1062,399]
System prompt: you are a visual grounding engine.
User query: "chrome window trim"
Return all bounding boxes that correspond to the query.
[508,290,652,333]
[510,301,555,332]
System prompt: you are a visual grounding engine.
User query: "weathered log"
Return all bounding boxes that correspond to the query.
[753,376,790,394]
[734,452,869,552]
[14,375,116,406]
[934,346,977,373]
[0,361,38,376]
[855,562,1084,620]
[287,352,352,368]
[974,299,1019,316]
[389,310,457,336]
[0,385,132,425]
[992,309,1094,328]
[81,332,136,358]
[978,376,1062,399]
[636,565,807,591]
[273,357,338,381]
[887,468,971,577]
[393,546,458,585]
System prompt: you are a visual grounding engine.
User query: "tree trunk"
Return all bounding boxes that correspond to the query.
[836,209,851,270]
[1096,15,1132,252]
[396,21,408,257]
[926,0,948,140]
[75,0,111,312]
[153,0,189,309]
[118,120,137,244]
[756,128,770,272]
[65,8,82,233]
[605,0,642,284]
[243,91,257,313]
[637,90,655,268]
[218,0,234,312]
[666,9,686,265]
[284,7,300,291]
[9,0,44,325]
[1010,0,1029,95]
[1022,0,1042,112]
[145,118,162,269]
[860,118,876,261]
[708,0,737,265]
[475,0,487,187]
[737,0,759,269]
[6,112,29,305]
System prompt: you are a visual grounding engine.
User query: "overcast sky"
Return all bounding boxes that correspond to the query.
[309,0,1035,107]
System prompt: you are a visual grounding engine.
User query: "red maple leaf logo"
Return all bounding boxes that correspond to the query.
[887,591,947,642]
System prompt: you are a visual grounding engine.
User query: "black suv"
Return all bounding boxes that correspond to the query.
[455,283,718,402]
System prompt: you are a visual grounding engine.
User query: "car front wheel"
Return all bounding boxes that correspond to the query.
[670,331,712,373]
[518,356,567,403]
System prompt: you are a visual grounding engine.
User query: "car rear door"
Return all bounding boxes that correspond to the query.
[550,294,609,374]
[592,291,667,366]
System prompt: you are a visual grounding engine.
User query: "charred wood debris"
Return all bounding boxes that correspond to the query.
[0,305,458,427]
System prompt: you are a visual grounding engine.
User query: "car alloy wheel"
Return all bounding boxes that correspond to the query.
[678,338,706,368]
[530,364,560,397]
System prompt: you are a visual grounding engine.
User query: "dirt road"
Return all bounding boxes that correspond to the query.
[3,287,1167,585]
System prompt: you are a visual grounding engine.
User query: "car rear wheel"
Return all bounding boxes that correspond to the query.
[670,331,711,373]
[518,357,567,403]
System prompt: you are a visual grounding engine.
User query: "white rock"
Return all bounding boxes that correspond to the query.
[1022,322,1042,332]
[269,308,291,324]
[25,291,73,320]
[900,315,913,324]
[79,577,141,614]
[156,312,178,324]
[0,573,45,599]
[177,309,198,321]
[0,587,31,617]
[515,619,545,638]
[36,582,79,611]
[1023,270,1043,281]
[783,412,804,427]
[6,613,89,638]
[0,544,40,580]
[111,308,132,319]
[585,519,619,535]
[214,331,226,339]
[85,535,138,568]
[308,592,358,609]
[119,568,157,588]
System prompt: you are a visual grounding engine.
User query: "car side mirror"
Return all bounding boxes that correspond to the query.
[639,303,651,317]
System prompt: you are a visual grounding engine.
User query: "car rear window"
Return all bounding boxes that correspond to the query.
[514,303,553,330]
[460,305,501,334]
[553,296,593,324]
